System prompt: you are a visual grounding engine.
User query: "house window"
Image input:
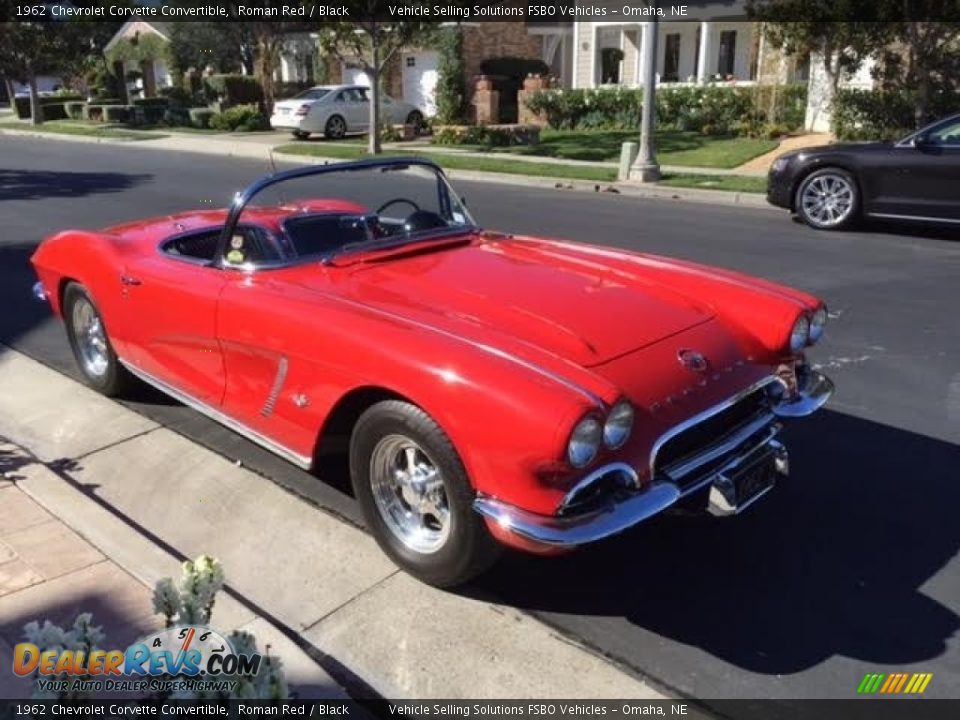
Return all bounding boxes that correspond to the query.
[693,26,701,77]
[718,30,737,77]
[663,34,681,82]
[406,57,416,68]
[793,52,811,83]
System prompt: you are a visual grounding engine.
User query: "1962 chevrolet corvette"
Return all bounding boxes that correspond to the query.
[31,158,833,587]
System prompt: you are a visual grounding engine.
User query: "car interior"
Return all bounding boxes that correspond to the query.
[161,225,282,265]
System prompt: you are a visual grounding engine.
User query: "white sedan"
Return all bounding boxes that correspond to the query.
[270,85,425,140]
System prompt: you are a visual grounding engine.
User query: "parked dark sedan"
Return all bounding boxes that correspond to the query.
[768,114,960,230]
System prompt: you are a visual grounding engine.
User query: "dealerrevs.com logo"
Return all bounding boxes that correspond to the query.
[857,672,934,695]
[13,625,262,694]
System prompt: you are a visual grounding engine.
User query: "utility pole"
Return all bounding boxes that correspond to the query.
[630,17,661,182]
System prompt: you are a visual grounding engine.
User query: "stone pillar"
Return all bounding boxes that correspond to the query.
[518,74,551,126]
[697,21,714,83]
[472,76,499,126]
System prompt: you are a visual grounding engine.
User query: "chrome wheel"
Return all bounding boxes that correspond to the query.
[800,173,855,228]
[326,115,346,139]
[369,434,451,554]
[71,297,109,378]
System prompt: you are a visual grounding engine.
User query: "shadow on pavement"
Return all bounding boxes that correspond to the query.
[0,169,151,202]
[473,409,960,677]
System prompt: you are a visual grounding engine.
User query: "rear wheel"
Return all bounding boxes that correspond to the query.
[324,115,347,140]
[350,400,501,587]
[292,130,310,140]
[795,168,860,230]
[63,283,133,397]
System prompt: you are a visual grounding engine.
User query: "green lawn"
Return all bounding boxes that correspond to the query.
[0,120,167,140]
[464,129,778,169]
[658,173,767,194]
[273,143,617,182]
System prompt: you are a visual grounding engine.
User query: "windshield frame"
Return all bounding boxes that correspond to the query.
[217,157,478,269]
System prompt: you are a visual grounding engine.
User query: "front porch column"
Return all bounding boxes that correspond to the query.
[696,21,714,83]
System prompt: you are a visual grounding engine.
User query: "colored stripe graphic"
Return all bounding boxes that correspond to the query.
[858,672,933,694]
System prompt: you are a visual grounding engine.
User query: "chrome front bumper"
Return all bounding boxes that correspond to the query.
[474,370,833,549]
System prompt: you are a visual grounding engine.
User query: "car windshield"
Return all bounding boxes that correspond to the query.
[230,161,477,264]
[293,88,331,101]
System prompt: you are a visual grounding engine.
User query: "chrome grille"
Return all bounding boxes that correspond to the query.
[652,381,780,494]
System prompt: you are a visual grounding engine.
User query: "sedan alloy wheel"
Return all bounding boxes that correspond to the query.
[797,169,859,230]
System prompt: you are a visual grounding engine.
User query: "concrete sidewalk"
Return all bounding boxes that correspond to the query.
[0,347,667,700]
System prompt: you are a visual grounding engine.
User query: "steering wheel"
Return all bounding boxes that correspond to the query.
[376,197,420,216]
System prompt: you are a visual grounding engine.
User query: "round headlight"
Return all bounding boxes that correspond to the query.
[567,415,602,468]
[809,306,827,343]
[789,315,810,353]
[603,401,634,449]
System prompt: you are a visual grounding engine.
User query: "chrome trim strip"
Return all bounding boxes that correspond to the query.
[119,360,313,470]
[649,376,780,478]
[32,281,48,302]
[558,462,638,513]
[473,482,680,548]
[261,356,288,417]
[707,439,789,516]
[663,412,778,482]
[867,212,960,225]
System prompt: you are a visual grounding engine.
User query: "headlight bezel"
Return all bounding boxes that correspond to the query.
[567,414,603,469]
[808,306,827,344]
[603,400,634,450]
[770,156,791,174]
[789,314,810,353]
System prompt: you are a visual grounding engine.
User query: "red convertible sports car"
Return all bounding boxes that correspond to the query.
[31,158,834,587]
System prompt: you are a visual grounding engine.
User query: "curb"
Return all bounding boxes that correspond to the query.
[0,126,773,210]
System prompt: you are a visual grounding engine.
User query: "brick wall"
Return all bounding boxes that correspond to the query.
[462,23,544,87]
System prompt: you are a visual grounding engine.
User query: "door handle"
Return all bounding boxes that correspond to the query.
[120,275,142,286]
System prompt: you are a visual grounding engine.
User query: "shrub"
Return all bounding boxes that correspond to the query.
[189,107,217,129]
[208,103,269,132]
[162,107,193,127]
[524,84,809,136]
[434,26,466,124]
[204,74,263,106]
[158,85,193,107]
[64,101,86,120]
[13,94,83,120]
[828,88,957,141]
[104,105,132,123]
[432,124,540,147]
[133,97,170,108]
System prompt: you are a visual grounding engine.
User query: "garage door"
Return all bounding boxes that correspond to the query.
[402,51,439,116]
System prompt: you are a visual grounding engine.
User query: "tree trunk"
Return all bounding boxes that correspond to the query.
[3,77,16,107]
[368,38,382,155]
[28,71,41,126]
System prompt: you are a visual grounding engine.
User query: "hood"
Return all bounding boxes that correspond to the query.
[336,240,714,367]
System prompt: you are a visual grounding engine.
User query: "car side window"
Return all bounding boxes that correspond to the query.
[929,121,960,146]
[355,88,369,102]
[334,91,348,103]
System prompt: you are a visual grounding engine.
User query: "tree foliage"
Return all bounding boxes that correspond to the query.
[316,4,435,153]
[168,22,249,80]
[433,26,466,125]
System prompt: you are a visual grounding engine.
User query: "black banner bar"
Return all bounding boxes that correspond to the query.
[2,700,960,720]
[1,1,959,23]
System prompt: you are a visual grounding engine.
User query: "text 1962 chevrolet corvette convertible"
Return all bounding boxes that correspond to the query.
[31,159,834,587]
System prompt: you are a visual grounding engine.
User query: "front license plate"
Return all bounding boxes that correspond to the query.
[708,451,778,516]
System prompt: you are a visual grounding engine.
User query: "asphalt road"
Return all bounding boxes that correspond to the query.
[1,137,958,702]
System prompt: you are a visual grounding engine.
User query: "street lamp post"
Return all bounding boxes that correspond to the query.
[630,18,661,182]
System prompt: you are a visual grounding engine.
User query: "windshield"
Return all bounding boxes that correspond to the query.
[293,88,331,101]
[229,161,476,265]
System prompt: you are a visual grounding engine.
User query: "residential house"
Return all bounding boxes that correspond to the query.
[567,0,877,131]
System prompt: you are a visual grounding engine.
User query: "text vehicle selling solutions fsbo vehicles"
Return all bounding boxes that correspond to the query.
[31,158,834,587]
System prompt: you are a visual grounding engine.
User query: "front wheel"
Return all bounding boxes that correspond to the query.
[324,115,347,140]
[63,282,133,397]
[795,168,860,230]
[350,400,501,587]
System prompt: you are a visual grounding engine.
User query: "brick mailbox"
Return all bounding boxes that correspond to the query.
[472,75,499,126]
[518,75,552,127]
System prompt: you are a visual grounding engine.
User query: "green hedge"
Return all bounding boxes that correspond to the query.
[831,88,960,141]
[189,107,217,129]
[13,94,84,120]
[133,97,170,108]
[208,104,270,132]
[203,74,263,106]
[433,124,540,147]
[524,85,808,137]
[64,102,86,120]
